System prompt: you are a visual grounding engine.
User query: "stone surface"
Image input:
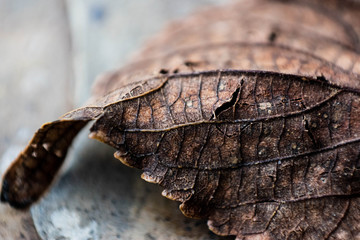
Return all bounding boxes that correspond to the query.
[0,0,73,239]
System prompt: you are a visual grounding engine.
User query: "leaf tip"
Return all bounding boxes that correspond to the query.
[161,189,175,200]
[141,172,159,183]
[1,174,32,210]
[113,150,138,168]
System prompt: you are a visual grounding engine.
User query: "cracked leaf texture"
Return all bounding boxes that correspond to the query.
[2,0,360,239]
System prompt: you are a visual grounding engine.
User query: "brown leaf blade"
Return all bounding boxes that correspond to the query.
[89,70,360,239]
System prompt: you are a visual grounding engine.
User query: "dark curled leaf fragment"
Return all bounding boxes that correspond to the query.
[2,0,360,239]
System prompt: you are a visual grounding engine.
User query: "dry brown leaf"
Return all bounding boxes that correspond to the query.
[2,0,360,239]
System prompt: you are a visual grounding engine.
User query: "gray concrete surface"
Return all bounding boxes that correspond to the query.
[0,0,231,239]
[0,0,72,239]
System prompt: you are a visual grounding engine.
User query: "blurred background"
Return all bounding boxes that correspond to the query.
[0,0,233,239]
